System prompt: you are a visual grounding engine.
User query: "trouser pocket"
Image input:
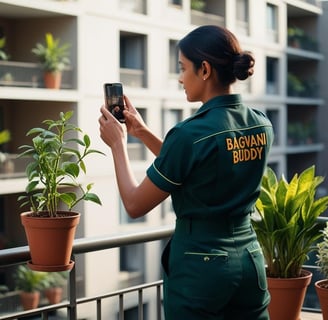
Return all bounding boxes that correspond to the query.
[247,241,267,291]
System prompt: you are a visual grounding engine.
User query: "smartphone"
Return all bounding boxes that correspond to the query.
[103,83,125,123]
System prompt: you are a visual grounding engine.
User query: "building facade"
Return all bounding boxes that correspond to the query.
[0,0,325,318]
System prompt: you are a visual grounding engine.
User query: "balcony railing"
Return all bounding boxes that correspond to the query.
[0,225,174,319]
[0,223,323,319]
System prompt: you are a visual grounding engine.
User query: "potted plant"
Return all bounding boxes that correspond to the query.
[191,0,206,11]
[287,72,305,97]
[315,221,328,319]
[31,32,70,89]
[18,110,104,272]
[14,264,49,310]
[44,271,68,304]
[287,26,304,48]
[252,165,328,320]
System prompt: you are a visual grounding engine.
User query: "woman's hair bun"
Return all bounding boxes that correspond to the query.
[233,51,255,81]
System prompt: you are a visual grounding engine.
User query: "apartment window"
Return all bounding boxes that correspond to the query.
[119,244,145,286]
[236,0,249,36]
[169,0,182,6]
[169,40,179,75]
[127,108,147,160]
[266,3,278,42]
[266,57,279,95]
[266,109,280,146]
[120,32,147,87]
[120,244,145,272]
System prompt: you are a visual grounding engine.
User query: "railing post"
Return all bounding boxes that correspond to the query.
[156,284,162,320]
[68,255,77,320]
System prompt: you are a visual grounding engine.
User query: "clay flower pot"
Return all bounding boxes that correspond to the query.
[43,71,62,89]
[20,291,40,310]
[315,279,328,320]
[267,269,312,320]
[21,211,80,272]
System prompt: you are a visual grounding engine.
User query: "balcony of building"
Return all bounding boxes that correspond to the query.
[0,223,324,320]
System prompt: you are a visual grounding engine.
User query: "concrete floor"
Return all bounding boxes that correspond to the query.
[301,311,322,319]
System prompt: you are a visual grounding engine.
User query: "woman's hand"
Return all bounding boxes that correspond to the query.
[123,95,148,139]
[99,105,127,149]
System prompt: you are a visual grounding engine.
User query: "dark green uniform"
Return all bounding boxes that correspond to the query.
[147,94,273,320]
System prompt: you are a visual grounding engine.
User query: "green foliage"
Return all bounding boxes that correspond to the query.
[317,222,328,279]
[0,33,9,61]
[0,129,10,145]
[287,73,305,96]
[191,0,206,11]
[31,33,70,73]
[253,165,328,278]
[14,265,49,293]
[18,110,105,217]
[44,271,68,289]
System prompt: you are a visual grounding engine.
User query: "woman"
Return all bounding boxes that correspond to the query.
[99,25,273,320]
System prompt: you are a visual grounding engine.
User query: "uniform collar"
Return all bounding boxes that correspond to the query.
[196,94,242,115]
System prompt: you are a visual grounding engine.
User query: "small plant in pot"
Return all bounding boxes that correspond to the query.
[31,32,70,89]
[18,110,104,272]
[14,265,49,310]
[44,271,68,304]
[252,165,328,320]
[315,221,328,319]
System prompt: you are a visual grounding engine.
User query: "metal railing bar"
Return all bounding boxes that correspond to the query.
[138,289,143,320]
[119,294,124,320]
[76,280,163,304]
[156,284,162,320]
[0,225,174,267]
[0,302,69,320]
[1,221,324,319]
[97,298,101,320]
[72,225,174,255]
[42,311,48,320]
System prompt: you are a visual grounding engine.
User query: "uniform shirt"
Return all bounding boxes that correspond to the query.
[147,94,274,219]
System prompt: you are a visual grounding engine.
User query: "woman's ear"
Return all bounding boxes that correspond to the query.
[201,60,212,80]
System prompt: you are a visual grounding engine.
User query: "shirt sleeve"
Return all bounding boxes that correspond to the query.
[147,125,195,193]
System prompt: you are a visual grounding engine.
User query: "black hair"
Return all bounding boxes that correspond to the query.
[178,25,255,87]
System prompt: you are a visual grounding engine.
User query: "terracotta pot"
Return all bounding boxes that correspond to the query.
[315,279,328,320]
[21,211,80,272]
[267,269,312,320]
[20,291,40,310]
[45,287,63,304]
[43,71,62,89]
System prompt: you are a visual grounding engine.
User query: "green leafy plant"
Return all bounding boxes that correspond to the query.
[31,33,70,73]
[252,165,328,278]
[0,28,9,61]
[317,222,328,282]
[0,129,10,145]
[287,73,305,96]
[44,271,68,289]
[14,265,49,293]
[18,110,104,217]
[191,0,206,11]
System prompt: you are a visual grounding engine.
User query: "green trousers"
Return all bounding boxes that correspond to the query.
[161,215,270,320]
